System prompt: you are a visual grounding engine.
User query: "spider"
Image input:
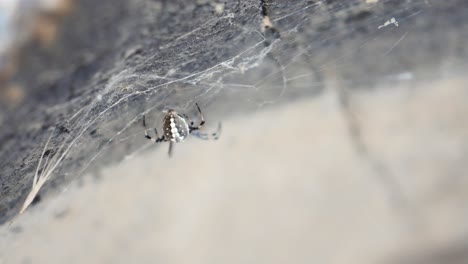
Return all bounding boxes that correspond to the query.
[143,103,221,157]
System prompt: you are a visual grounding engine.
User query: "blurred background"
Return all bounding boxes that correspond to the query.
[1,0,468,263]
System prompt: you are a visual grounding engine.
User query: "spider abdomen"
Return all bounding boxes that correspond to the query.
[163,111,189,143]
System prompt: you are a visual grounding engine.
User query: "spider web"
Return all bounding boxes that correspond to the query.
[0,0,454,223]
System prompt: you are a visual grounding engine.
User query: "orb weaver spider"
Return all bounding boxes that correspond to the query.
[143,103,221,157]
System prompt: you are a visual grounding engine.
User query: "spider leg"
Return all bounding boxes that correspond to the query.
[196,103,206,127]
[192,122,222,140]
[143,115,164,143]
[168,141,174,157]
[189,103,206,131]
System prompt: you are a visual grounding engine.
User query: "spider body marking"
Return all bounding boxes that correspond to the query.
[163,110,190,143]
[143,103,221,157]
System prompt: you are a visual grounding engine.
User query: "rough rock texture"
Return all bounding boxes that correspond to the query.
[0,0,468,263]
